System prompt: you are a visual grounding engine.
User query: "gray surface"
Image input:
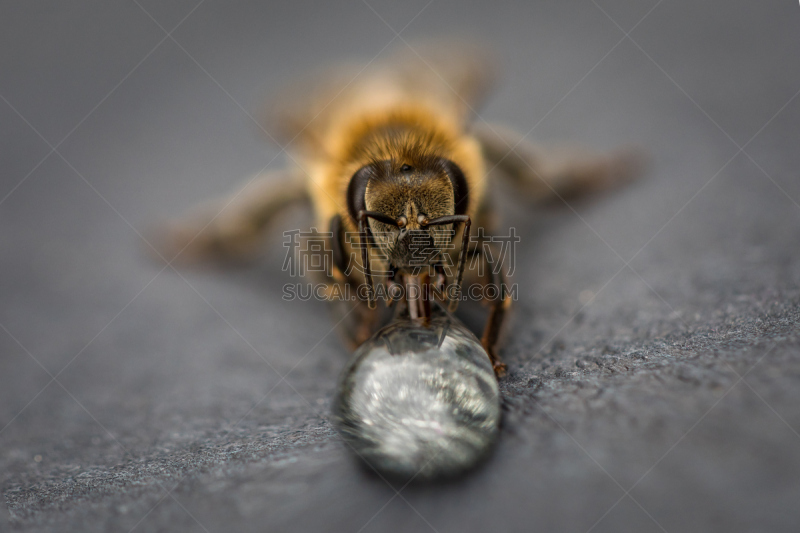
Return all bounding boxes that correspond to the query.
[1,1,799,532]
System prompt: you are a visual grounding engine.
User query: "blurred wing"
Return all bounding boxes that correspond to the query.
[265,40,498,151]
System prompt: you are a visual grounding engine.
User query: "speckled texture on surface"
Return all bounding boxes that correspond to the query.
[2,1,799,532]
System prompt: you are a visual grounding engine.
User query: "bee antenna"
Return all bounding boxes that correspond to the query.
[357,211,376,309]
[357,210,404,309]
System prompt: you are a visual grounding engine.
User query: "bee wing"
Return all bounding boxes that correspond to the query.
[474,123,648,203]
[146,169,308,265]
[265,40,498,152]
[265,62,368,149]
[384,39,498,121]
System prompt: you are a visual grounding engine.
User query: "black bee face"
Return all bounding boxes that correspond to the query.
[348,159,468,272]
[367,166,453,269]
[371,206,444,269]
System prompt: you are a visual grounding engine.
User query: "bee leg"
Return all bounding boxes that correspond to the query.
[326,215,388,349]
[148,169,308,265]
[331,290,389,350]
[326,292,385,351]
[482,257,510,378]
[473,123,647,203]
[462,244,510,378]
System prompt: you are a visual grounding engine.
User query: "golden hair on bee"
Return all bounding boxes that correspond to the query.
[316,104,486,235]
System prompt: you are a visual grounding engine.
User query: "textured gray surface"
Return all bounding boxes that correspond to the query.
[2,1,800,532]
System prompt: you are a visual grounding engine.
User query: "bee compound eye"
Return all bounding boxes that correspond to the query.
[396,216,407,228]
[417,215,429,226]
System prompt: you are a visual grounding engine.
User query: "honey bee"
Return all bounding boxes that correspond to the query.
[153,41,642,377]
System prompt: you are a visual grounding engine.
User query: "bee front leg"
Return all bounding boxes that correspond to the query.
[463,245,510,378]
[325,288,386,351]
[326,215,389,349]
[474,123,646,203]
[482,263,511,378]
[148,169,308,265]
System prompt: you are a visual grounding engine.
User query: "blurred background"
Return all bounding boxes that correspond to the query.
[1,1,799,531]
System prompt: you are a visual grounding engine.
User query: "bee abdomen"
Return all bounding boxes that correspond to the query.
[332,312,501,480]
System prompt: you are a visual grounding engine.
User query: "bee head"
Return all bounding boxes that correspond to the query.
[347,158,469,270]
